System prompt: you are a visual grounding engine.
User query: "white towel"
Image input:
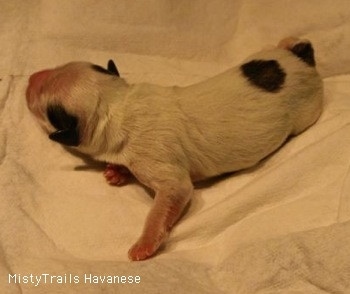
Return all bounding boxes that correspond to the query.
[1,1,350,293]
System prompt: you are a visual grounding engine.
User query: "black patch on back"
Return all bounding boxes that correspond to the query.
[290,42,316,67]
[240,59,286,92]
[47,104,80,146]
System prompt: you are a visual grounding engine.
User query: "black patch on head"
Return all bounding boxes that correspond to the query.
[47,105,78,130]
[91,59,120,76]
[240,59,286,92]
[290,42,315,67]
[47,105,80,146]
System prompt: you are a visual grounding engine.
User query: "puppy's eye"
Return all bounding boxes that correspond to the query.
[47,104,78,130]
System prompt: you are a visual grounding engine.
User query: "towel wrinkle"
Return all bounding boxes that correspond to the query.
[18,206,60,252]
[337,158,350,222]
[0,76,14,113]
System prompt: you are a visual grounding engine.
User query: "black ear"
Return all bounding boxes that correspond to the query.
[107,59,120,76]
[49,129,80,146]
[47,105,80,146]
[290,42,316,67]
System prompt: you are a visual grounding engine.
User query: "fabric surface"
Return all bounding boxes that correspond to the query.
[1,1,350,293]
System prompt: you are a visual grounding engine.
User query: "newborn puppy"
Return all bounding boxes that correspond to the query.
[26,37,323,261]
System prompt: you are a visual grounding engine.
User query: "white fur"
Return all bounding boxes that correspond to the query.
[26,38,323,260]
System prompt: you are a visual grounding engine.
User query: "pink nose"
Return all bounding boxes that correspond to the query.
[26,69,52,105]
[28,69,52,91]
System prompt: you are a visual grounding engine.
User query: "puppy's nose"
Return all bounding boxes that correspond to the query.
[28,69,52,90]
[26,69,52,104]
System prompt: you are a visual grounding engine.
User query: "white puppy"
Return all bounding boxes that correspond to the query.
[26,37,323,261]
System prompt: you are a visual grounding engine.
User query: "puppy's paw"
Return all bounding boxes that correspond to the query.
[128,243,157,261]
[103,164,130,186]
[128,234,166,261]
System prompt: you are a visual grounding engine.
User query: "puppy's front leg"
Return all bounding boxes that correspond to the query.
[104,164,131,186]
[128,176,193,261]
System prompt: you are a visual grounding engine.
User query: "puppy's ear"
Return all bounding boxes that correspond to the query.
[290,42,315,67]
[91,60,120,76]
[49,129,80,146]
[47,105,80,146]
[107,59,120,76]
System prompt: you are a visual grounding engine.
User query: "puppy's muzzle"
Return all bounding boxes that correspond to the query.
[26,69,52,106]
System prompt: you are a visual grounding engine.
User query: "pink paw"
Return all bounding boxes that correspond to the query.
[128,240,161,261]
[103,164,130,186]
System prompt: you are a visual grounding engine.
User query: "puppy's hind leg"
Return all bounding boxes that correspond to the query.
[128,176,193,261]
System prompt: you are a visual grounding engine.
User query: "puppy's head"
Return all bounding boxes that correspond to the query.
[26,60,121,149]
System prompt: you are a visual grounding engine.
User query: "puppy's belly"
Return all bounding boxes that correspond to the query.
[188,127,290,181]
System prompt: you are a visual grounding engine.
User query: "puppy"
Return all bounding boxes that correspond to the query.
[26,37,323,261]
